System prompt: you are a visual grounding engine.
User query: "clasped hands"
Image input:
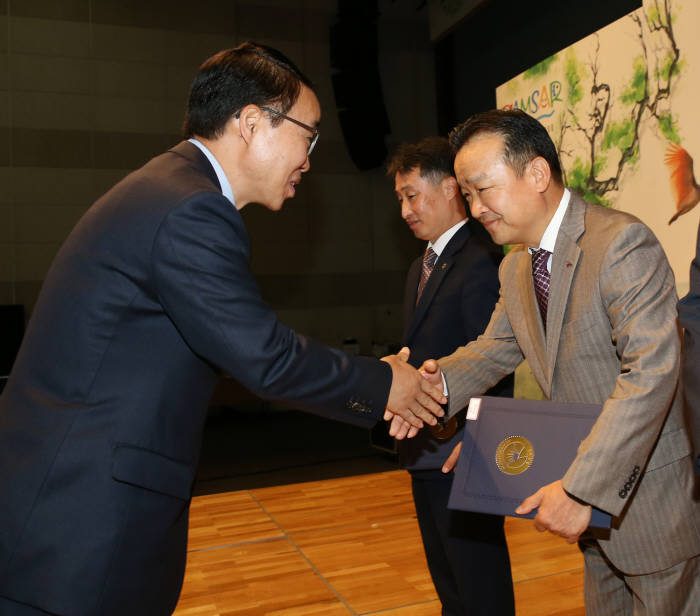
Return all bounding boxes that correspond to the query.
[381,354,444,440]
[380,348,446,440]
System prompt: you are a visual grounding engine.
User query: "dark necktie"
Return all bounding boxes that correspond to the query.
[531,248,551,327]
[416,246,438,304]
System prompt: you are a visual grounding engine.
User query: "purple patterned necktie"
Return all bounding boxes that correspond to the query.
[531,248,551,327]
[416,246,437,304]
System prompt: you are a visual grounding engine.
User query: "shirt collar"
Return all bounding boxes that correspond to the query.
[188,138,235,207]
[428,218,467,257]
[536,188,570,253]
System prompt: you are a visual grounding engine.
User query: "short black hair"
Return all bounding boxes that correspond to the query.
[386,136,455,184]
[449,109,563,184]
[183,41,313,139]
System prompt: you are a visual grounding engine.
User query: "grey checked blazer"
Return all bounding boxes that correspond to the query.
[439,192,700,575]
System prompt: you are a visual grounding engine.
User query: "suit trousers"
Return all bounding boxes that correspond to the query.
[410,472,514,616]
[581,539,700,615]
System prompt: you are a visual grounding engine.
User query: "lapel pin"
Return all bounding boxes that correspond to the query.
[441,263,447,270]
[566,262,572,268]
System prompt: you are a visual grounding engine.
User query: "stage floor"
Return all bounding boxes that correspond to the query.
[175,470,584,615]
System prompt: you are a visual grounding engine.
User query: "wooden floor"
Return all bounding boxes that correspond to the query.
[174,470,584,615]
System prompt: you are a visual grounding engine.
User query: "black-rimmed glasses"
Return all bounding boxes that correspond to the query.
[259,106,319,155]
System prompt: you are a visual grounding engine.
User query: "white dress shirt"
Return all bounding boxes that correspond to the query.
[428,219,467,258]
[529,188,571,273]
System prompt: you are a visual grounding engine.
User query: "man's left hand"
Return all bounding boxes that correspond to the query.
[515,480,592,543]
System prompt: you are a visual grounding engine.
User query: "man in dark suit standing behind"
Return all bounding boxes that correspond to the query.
[387,137,515,615]
[0,43,446,616]
[679,221,700,475]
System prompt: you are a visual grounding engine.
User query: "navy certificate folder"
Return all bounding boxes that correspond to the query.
[447,396,611,528]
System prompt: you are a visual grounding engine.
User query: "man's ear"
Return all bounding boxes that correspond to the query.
[236,104,263,146]
[441,176,460,200]
[528,156,552,193]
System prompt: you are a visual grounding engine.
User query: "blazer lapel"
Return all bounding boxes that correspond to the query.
[516,251,549,387]
[545,193,586,382]
[405,224,470,343]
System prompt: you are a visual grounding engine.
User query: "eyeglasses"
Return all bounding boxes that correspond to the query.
[259,106,319,155]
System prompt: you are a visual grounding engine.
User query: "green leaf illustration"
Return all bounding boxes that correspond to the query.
[565,51,583,106]
[524,54,558,79]
[621,57,646,105]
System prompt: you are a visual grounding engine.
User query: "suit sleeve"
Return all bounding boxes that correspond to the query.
[678,222,700,472]
[150,192,391,427]
[562,222,682,514]
[438,262,524,417]
[460,248,516,399]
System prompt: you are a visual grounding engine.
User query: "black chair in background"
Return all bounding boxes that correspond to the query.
[0,304,24,394]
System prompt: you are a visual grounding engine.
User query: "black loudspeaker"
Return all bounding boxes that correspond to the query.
[0,304,24,378]
[330,0,391,170]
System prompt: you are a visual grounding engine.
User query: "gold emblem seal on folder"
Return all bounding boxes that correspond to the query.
[495,436,534,475]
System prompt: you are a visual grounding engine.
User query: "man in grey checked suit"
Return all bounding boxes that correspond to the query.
[391,109,700,614]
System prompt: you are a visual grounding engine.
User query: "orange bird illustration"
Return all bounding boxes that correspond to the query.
[665,142,700,224]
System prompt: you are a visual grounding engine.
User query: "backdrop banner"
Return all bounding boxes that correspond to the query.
[496,0,700,294]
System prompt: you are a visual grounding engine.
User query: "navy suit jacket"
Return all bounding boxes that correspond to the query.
[679,222,700,474]
[0,141,392,615]
[399,221,513,470]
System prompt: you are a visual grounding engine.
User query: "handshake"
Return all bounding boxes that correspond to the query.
[380,347,445,440]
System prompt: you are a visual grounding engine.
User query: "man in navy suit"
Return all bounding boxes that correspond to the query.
[387,137,515,615]
[0,43,445,616]
[679,222,700,475]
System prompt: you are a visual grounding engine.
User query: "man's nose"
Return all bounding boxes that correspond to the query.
[301,154,311,173]
[401,199,411,219]
[469,196,485,218]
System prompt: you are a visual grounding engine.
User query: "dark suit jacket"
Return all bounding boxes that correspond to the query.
[679,222,700,473]
[399,221,512,470]
[0,141,391,615]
